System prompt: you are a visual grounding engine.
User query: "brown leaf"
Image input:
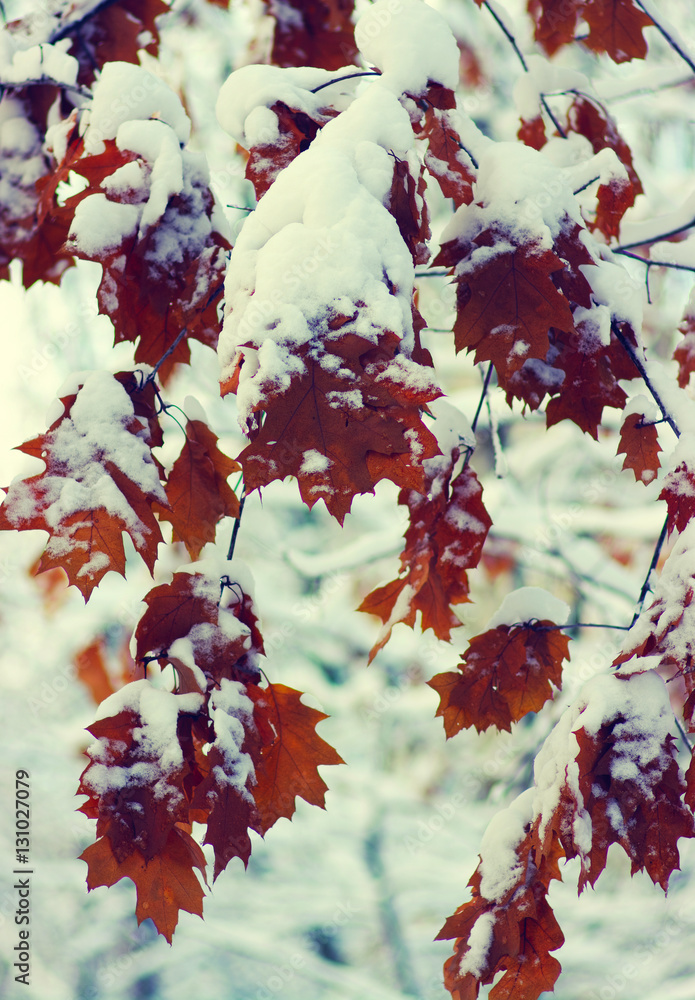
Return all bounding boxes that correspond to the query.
[156,419,240,558]
[428,622,570,734]
[80,827,205,944]
[248,683,345,835]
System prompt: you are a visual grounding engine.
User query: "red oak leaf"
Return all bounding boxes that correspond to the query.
[262,0,358,70]
[583,0,653,63]
[659,462,695,535]
[80,827,206,944]
[435,230,576,382]
[518,114,547,150]
[358,461,491,660]
[438,824,564,1000]
[617,410,661,484]
[156,419,240,559]
[528,0,582,55]
[0,372,166,600]
[428,622,570,734]
[235,331,441,524]
[412,86,476,208]
[247,683,345,835]
[78,697,199,862]
[245,101,336,199]
[134,571,263,687]
[673,298,695,388]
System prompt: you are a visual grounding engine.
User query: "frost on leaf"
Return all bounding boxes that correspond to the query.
[77,682,205,862]
[435,229,575,382]
[0,371,166,600]
[565,95,642,239]
[244,100,337,200]
[429,621,570,735]
[358,445,491,661]
[155,419,240,559]
[7,0,169,86]
[673,292,695,388]
[0,90,73,286]
[134,569,264,690]
[235,332,440,524]
[409,84,476,208]
[80,572,342,936]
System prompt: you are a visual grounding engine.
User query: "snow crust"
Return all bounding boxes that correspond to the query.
[478,788,534,901]
[207,679,256,798]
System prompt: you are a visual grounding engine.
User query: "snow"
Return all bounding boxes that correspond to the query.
[458,912,495,977]
[355,0,459,94]
[478,788,534,901]
[485,586,570,630]
[215,64,335,147]
[83,62,191,154]
[0,38,78,87]
[207,679,255,797]
[217,83,431,429]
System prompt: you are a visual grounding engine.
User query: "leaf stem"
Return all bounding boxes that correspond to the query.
[147,327,188,383]
[226,491,246,563]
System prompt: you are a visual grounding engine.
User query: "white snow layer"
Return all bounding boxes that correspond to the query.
[217,83,427,428]
[355,0,460,94]
[485,586,570,630]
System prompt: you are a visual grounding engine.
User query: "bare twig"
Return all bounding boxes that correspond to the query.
[630,514,670,627]
[633,0,695,76]
[311,70,381,94]
[611,321,680,439]
[615,248,695,274]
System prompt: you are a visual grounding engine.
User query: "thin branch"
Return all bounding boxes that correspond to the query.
[633,0,695,77]
[414,269,449,278]
[573,175,600,195]
[674,715,693,752]
[630,513,670,627]
[311,70,381,94]
[616,216,695,251]
[471,363,494,434]
[615,248,695,274]
[480,1,566,137]
[146,327,188,383]
[542,622,632,631]
[610,321,680,439]
[0,76,92,99]
[226,492,246,563]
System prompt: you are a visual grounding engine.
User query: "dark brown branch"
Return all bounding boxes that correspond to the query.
[611,321,680,439]
[616,217,695,251]
[615,248,695,274]
[311,70,381,94]
[633,0,695,76]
